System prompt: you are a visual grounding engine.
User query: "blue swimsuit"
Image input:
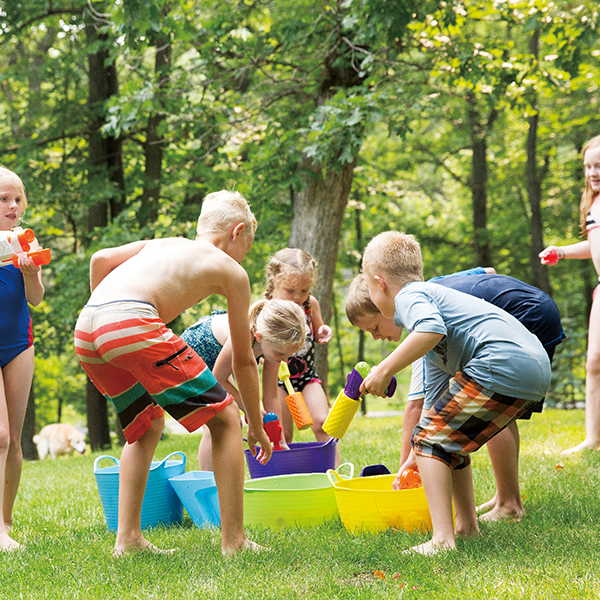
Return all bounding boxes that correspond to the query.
[0,264,32,368]
[181,311,226,371]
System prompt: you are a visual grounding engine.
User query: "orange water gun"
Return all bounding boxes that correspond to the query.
[0,227,51,268]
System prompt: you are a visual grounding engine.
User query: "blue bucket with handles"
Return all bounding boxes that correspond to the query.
[169,471,221,528]
[93,451,186,531]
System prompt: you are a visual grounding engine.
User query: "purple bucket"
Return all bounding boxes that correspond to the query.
[245,438,338,479]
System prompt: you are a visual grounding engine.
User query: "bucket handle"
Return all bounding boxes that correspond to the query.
[326,462,354,486]
[93,455,119,473]
[152,451,187,470]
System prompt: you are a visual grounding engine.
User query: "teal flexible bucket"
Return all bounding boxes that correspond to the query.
[93,451,186,531]
[169,471,221,528]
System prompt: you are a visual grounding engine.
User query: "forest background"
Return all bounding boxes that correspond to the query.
[2,0,599,458]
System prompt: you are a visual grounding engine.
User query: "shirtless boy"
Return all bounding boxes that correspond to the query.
[74,190,271,556]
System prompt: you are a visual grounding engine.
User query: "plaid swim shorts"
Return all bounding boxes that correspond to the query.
[411,371,539,469]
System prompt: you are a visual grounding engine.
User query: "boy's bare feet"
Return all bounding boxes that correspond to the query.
[478,505,523,522]
[476,495,496,514]
[222,538,268,557]
[112,539,178,558]
[403,539,455,556]
[561,439,600,456]
[0,532,22,552]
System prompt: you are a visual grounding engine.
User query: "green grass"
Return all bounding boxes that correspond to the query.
[2,409,599,599]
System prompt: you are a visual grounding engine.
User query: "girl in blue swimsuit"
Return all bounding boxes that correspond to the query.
[0,167,45,551]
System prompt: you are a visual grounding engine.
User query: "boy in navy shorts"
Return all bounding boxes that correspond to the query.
[360,232,551,554]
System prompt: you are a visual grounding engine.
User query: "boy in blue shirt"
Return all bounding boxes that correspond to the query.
[360,231,551,555]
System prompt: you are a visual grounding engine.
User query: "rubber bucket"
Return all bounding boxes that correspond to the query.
[244,438,337,479]
[244,466,352,528]
[327,466,432,534]
[93,451,186,531]
[169,471,221,529]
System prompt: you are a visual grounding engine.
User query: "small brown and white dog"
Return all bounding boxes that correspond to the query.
[33,424,87,460]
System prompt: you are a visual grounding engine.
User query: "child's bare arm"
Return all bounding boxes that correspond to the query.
[309,295,332,344]
[223,265,271,461]
[212,340,245,413]
[90,240,149,291]
[361,331,444,397]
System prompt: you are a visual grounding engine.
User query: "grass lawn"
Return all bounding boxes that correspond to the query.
[1,408,599,599]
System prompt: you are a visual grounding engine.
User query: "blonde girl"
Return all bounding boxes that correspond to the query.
[0,167,45,551]
[181,298,306,469]
[264,248,338,460]
[540,135,600,455]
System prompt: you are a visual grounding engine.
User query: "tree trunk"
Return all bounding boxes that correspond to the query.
[468,102,492,268]
[86,378,111,451]
[20,382,37,461]
[526,29,552,294]
[139,35,171,226]
[288,157,357,396]
[84,11,125,446]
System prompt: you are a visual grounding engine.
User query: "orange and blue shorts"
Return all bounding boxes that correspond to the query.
[74,300,233,444]
[411,371,539,470]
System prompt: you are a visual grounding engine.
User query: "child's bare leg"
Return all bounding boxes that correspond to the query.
[206,402,260,555]
[2,347,34,530]
[197,426,213,471]
[303,382,341,467]
[451,462,479,538]
[479,422,523,521]
[563,296,600,455]
[409,454,455,555]
[113,413,165,557]
[0,401,20,550]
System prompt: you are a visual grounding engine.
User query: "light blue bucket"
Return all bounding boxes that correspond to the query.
[169,471,221,528]
[93,451,186,531]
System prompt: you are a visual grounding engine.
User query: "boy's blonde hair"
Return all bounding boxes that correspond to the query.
[580,135,600,234]
[0,167,27,214]
[362,231,423,284]
[264,248,316,300]
[345,273,379,327]
[249,298,306,352]
[196,190,257,238]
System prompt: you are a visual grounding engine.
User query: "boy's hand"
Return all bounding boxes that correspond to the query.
[315,324,332,344]
[360,364,392,398]
[246,420,273,465]
[393,451,418,490]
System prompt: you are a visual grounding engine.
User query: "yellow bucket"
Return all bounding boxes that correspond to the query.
[326,468,432,534]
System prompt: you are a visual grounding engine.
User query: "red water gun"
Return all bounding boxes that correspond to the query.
[263,412,283,451]
[0,227,51,268]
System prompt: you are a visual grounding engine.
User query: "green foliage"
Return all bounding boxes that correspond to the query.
[2,0,600,426]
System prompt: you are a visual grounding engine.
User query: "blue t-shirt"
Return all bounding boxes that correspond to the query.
[394,281,551,407]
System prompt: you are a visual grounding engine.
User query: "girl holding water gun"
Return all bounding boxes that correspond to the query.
[181,298,306,470]
[0,167,45,551]
[264,248,339,465]
[540,134,600,456]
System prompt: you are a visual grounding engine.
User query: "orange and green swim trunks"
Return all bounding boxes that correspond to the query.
[74,300,233,444]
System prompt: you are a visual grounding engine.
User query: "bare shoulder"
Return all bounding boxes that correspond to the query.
[309,294,322,310]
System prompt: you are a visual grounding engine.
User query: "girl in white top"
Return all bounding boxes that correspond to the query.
[540,134,600,455]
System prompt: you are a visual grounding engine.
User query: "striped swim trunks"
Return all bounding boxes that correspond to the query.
[411,371,538,470]
[74,300,233,444]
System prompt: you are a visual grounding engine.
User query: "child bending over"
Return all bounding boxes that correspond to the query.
[75,190,271,557]
[181,298,306,469]
[346,269,564,522]
[360,232,551,554]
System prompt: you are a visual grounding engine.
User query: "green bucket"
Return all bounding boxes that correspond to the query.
[244,467,352,529]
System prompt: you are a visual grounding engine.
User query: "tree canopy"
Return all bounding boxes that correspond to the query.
[1,0,598,445]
